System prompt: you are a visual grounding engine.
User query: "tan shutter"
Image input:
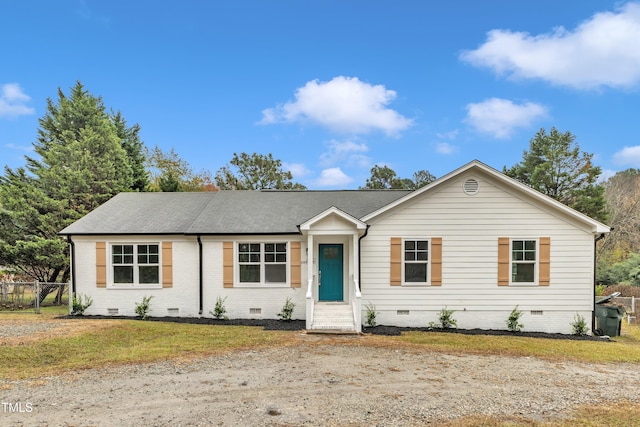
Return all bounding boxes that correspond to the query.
[290,241,301,288]
[223,242,234,288]
[162,242,173,288]
[498,237,510,286]
[539,237,550,286]
[431,238,442,286]
[96,242,107,288]
[390,237,402,286]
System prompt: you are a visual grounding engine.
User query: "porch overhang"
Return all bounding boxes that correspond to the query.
[298,206,367,235]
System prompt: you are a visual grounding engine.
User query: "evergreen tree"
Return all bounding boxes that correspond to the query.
[0,82,138,286]
[504,127,607,222]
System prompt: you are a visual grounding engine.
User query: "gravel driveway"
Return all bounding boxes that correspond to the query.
[2,333,639,426]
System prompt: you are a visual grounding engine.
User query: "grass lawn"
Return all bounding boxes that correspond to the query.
[1,312,639,426]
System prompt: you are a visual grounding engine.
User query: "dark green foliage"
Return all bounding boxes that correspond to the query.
[215,152,307,190]
[504,127,607,222]
[135,295,154,320]
[365,302,377,327]
[0,81,144,284]
[571,314,589,336]
[209,296,229,320]
[158,171,182,192]
[71,293,93,315]
[597,252,640,287]
[361,165,435,189]
[277,297,295,321]
[506,305,524,332]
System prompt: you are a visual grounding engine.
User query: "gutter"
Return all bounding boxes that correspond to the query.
[67,236,76,295]
[357,225,370,290]
[197,235,203,315]
[592,232,608,334]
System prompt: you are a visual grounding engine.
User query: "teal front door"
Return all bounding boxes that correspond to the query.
[319,244,344,301]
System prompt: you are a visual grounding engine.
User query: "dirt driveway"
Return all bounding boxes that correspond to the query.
[2,332,640,426]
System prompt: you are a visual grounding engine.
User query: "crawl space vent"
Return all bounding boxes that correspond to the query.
[167,308,179,315]
[249,308,262,314]
[530,310,544,316]
[463,178,479,195]
[107,308,119,315]
[397,310,410,316]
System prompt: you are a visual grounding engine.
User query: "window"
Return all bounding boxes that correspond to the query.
[112,244,159,285]
[511,240,536,283]
[404,240,429,283]
[238,242,287,285]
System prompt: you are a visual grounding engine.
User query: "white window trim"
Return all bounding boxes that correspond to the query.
[509,238,538,287]
[107,242,163,289]
[402,238,431,286]
[234,241,290,288]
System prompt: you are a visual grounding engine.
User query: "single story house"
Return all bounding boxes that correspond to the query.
[60,160,610,334]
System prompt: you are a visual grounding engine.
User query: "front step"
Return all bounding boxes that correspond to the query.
[308,302,357,334]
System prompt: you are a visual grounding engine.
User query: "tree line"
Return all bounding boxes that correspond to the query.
[0,82,638,291]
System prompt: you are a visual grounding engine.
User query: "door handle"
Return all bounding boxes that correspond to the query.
[318,270,321,286]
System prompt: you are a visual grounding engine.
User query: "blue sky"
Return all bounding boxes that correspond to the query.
[2,1,640,189]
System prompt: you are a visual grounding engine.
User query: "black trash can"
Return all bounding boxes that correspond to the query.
[595,304,625,337]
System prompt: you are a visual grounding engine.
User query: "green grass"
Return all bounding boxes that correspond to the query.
[0,320,295,380]
[391,322,640,363]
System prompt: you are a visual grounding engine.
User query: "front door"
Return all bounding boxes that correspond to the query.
[319,244,343,301]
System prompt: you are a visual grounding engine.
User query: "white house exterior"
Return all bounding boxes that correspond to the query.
[60,161,609,334]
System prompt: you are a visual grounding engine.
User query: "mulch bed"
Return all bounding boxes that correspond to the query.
[60,315,608,340]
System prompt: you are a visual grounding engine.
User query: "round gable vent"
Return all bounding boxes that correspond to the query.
[463,178,479,195]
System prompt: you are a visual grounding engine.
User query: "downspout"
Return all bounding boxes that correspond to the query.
[357,225,370,290]
[67,236,76,295]
[593,232,607,334]
[197,235,203,315]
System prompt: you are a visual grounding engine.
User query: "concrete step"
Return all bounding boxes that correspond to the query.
[309,303,357,333]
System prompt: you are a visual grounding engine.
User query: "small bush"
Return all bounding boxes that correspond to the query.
[365,302,377,327]
[209,296,229,320]
[277,297,295,321]
[571,313,590,336]
[135,295,154,320]
[506,305,524,332]
[71,293,93,315]
[595,284,607,296]
[430,307,457,329]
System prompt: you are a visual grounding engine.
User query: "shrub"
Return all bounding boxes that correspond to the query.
[209,296,229,320]
[595,284,607,296]
[277,297,295,321]
[364,302,377,327]
[71,293,93,315]
[571,313,589,336]
[506,305,524,332]
[430,307,457,329]
[135,295,154,320]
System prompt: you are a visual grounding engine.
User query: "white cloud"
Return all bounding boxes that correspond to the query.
[460,2,640,89]
[259,76,413,135]
[283,162,311,178]
[465,98,548,139]
[314,167,353,187]
[436,142,458,155]
[320,139,370,167]
[598,169,617,183]
[613,145,640,166]
[0,83,35,118]
[436,130,459,140]
[5,143,33,152]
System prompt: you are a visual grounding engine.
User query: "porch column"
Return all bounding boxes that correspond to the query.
[305,233,314,329]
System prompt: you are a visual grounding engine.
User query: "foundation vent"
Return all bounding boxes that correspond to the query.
[463,178,479,195]
[530,310,544,316]
[250,308,262,315]
[397,310,410,316]
[167,308,179,315]
[107,308,119,315]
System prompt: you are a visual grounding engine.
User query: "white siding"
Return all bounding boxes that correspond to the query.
[202,236,307,320]
[72,235,200,317]
[361,171,597,334]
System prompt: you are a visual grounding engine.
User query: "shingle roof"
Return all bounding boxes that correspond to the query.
[59,190,411,235]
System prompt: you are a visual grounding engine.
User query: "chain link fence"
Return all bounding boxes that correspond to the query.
[0,281,69,313]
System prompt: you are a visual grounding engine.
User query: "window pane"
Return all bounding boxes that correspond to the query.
[239,253,249,262]
[250,244,260,252]
[512,263,535,282]
[513,251,523,261]
[265,264,286,283]
[405,240,415,250]
[405,263,427,282]
[275,254,286,262]
[405,251,415,261]
[239,243,249,253]
[138,245,148,255]
[417,241,428,250]
[265,253,275,262]
[513,240,523,250]
[114,266,133,283]
[139,266,159,284]
[524,251,536,261]
[276,243,286,252]
[123,255,134,264]
[416,251,428,261]
[525,240,536,250]
[265,243,275,252]
[240,265,260,282]
[250,253,260,263]
[149,255,159,264]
